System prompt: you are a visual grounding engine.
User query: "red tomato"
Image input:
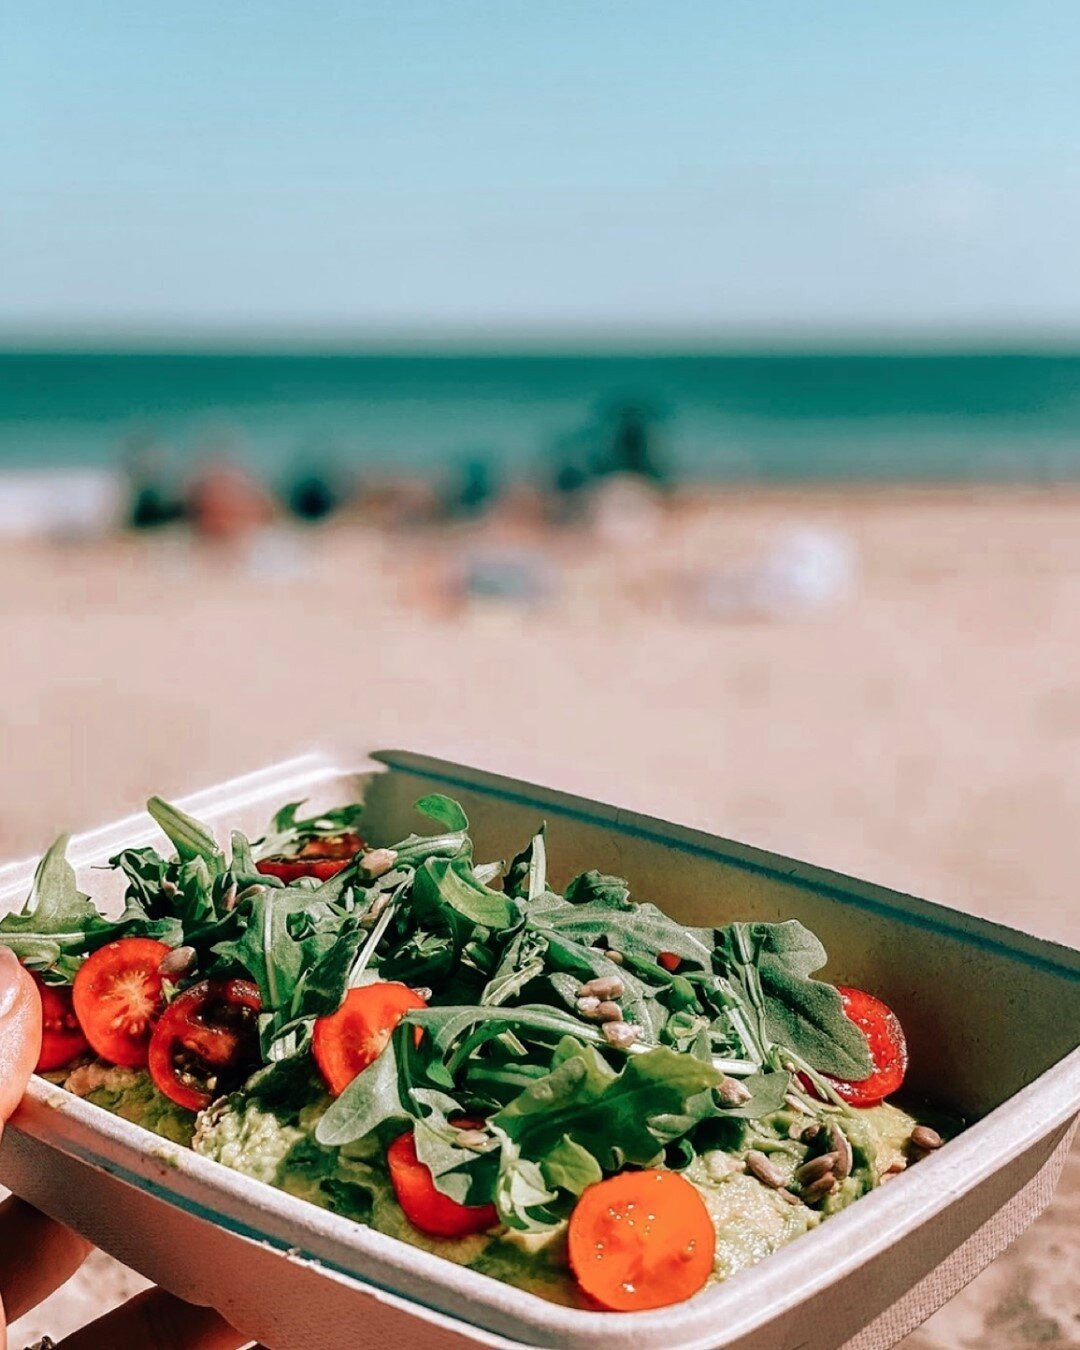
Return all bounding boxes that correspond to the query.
[32,973,89,1071]
[256,832,365,884]
[148,978,261,1111]
[313,982,427,1096]
[387,1128,498,1238]
[657,951,681,972]
[72,938,172,1068]
[568,1169,714,1311]
[821,985,908,1107]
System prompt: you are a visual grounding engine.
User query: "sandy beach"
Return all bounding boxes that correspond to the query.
[4,486,1079,1348]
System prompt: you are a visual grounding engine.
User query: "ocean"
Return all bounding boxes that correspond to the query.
[3,349,1080,483]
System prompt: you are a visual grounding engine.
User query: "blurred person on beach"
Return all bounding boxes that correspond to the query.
[123,436,185,531]
[281,440,352,524]
[0,949,249,1350]
[443,454,500,520]
[594,401,672,490]
[188,460,274,547]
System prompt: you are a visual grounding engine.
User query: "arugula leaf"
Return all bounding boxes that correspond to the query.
[412,856,519,932]
[254,800,364,860]
[480,929,549,1006]
[505,827,547,901]
[213,887,339,1012]
[716,922,872,1080]
[541,1135,602,1195]
[315,1037,409,1146]
[410,1089,500,1206]
[493,1038,721,1175]
[716,1069,794,1120]
[414,794,469,833]
[527,887,712,969]
[564,870,630,907]
[0,836,176,971]
[146,796,225,873]
[491,1133,561,1232]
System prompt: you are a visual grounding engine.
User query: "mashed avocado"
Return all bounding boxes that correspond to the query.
[62,1062,196,1146]
[65,1058,930,1305]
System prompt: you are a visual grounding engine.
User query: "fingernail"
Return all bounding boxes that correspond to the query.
[0,946,24,1018]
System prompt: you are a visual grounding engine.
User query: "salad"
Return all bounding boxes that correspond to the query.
[0,791,951,1313]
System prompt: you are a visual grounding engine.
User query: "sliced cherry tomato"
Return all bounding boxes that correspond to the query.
[568,1169,714,1311]
[819,985,908,1107]
[32,973,89,1071]
[387,1127,498,1238]
[148,977,261,1111]
[256,831,365,884]
[657,951,681,973]
[72,938,171,1068]
[312,981,426,1096]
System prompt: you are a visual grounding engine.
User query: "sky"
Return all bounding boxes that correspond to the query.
[3,1,1080,342]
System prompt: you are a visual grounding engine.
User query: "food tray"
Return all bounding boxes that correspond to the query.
[1,749,1077,1350]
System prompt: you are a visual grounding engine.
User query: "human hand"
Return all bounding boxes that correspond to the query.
[0,947,249,1350]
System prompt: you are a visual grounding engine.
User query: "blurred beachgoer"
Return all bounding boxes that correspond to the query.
[595,402,672,489]
[187,461,274,545]
[544,431,594,527]
[123,438,185,530]
[283,462,350,523]
[444,455,499,519]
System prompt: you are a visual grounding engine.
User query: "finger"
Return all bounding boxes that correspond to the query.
[0,947,40,1127]
[55,1289,246,1350]
[0,1197,91,1325]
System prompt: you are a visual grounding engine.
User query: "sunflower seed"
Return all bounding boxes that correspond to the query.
[828,1122,854,1179]
[159,945,196,977]
[745,1150,787,1189]
[778,1188,803,1206]
[576,996,601,1017]
[160,879,179,898]
[577,975,624,1001]
[593,1000,622,1023]
[362,848,398,878]
[784,1093,811,1115]
[910,1126,943,1152]
[716,1076,753,1107]
[795,1152,839,1186]
[601,1020,641,1048]
[220,882,238,911]
[453,1129,488,1149]
[236,884,266,904]
[801,1172,837,1204]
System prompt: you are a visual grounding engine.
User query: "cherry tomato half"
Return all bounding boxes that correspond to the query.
[72,938,172,1068]
[256,831,365,884]
[820,985,908,1107]
[568,1169,714,1311]
[148,977,261,1111]
[312,982,426,1096]
[387,1126,498,1238]
[32,972,89,1071]
[657,951,681,973]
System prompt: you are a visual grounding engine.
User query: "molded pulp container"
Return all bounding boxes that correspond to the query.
[1,750,1078,1350]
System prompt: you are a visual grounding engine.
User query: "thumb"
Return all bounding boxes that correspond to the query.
[0,947,40,1132]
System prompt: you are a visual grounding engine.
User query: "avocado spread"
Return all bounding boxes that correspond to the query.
[61,1063,924,1304]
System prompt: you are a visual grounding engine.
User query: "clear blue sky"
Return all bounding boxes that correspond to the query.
[3,1,1079,340]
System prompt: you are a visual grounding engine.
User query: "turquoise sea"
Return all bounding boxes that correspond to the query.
[3,349,1080,482]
